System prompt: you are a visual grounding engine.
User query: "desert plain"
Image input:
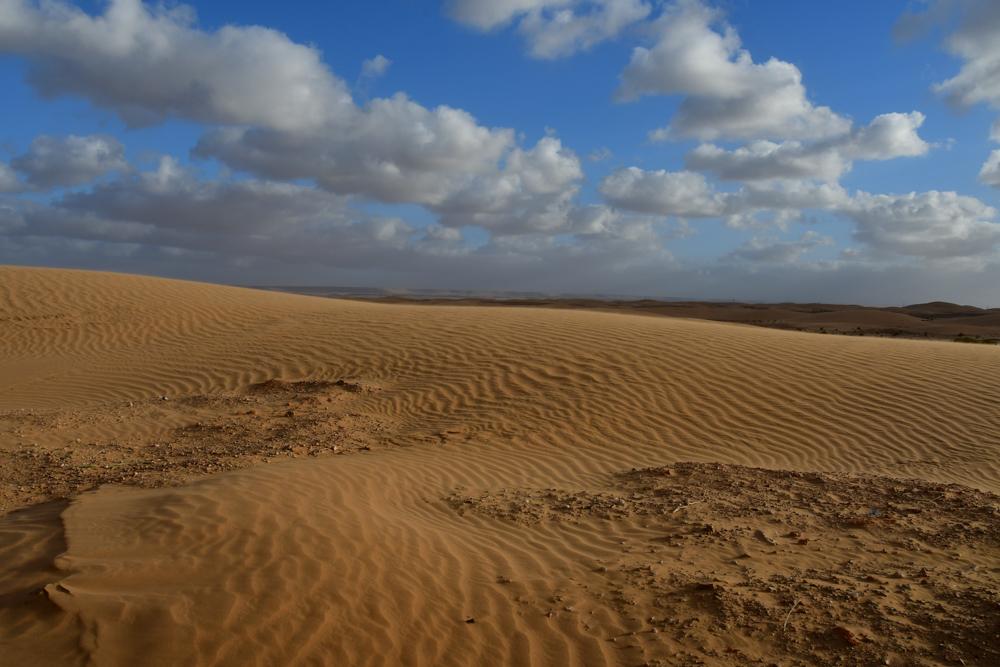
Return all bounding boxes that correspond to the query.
[1,266,1000,667]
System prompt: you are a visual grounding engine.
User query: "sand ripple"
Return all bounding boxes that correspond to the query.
[1,268,999,665]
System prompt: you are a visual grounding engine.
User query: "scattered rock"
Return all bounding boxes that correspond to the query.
[451,461,1000,667]
[831,626,862,646]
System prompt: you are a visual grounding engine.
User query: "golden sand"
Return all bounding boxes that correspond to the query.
[1,267,998,666]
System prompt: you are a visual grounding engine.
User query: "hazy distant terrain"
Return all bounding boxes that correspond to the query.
[258,286,1000,341]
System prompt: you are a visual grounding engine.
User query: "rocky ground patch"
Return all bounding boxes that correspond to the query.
[450,462,1000,666]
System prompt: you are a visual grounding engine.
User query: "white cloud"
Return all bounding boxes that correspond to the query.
[60,156,356,236]
[846,190,1000,258]
[925,1,1000,117]
[899,2,1000,180]
[501,136,584,196]
[7,176,1000,304]
[567,204,688,242]
[1,153,678,274]
[449,0,568,30]
[721,181,851,231]
[0,158,421,266]
[519,0,652,58]
[0,1,586,232]
[685,112,930,183]
[0,195,152,243]
[980,149,1000,188]
[448,0,651,58]
[1,0,994,299]
[598,166,853,229]
[432,136,582,228]
[598,166,724,217]
[435,188,577,236]
[597,163,1000,261]
[361,54,392,79]
[199,113,585,237]
[11,134,129,189]
[0,0,352,130]
[194,93,519,205]
[721,208,805,233]
[844,112,930,161]
[0,161,21,194]
[686,141,848,184]
[718,180,1000,261]
[733,181,850,212]
[721,231,834,263]
[618,0,850,141]
[0,162,694,286]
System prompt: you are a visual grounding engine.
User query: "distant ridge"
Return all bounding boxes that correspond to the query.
[246,285,701,302]
[246,286,1000,340]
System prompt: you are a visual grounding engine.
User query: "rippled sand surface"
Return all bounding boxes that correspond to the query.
[1,267,998,666]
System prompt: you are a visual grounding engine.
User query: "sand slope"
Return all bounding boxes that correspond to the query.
[2,267,999,666]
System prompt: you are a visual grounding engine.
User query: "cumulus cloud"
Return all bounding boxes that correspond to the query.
[499,137,584,197]
[569,205,649,240]
[685,112,930,183]
[721,231,834,263]
[570,206,694,245]
[980,149,1000,188]
[361,54,392,80]
[0,158,421,266]
[598,167,724,217]
[0,161,21,194]
[898,2,1000,180]
[355,55,392,98]
[598,161,1000,260]
[0,195,151,244]
[0,0,352,130]
[0,167,696,287]
[845,112,931,160]
[720,182,851,231]
[435,184,578,236]
[617,0,849,141]
[0,1,591,235]
[59,156,357,236]
[449,0,572,29]
[686,141,848,184]
[921,1,1000,119]
[449,0,651,58]
[846,190,1000,258]
[433,137,582,216]
[720,209,805,233]
[1,152,680,276]
[193,95,514,204]
[198,110,584,236]
[11,134,129,189]
[427,137,583,238]
[2,0,994,297]
[598,166,853,228]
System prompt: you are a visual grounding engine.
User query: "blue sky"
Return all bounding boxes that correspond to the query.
[1,0,1000,305]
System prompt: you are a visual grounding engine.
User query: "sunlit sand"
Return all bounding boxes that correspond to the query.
[2,267,999,666]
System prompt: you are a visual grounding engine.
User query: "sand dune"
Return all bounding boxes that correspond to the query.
[2,267,1000,666]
